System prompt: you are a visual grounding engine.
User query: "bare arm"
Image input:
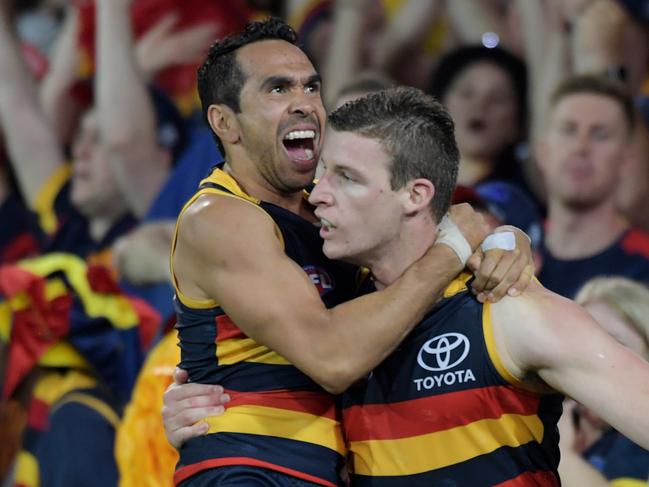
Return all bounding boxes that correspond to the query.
[0,6,64,205]
[39,6,84,146]
[446,0,509,44]
[174,196,488,393]
[112,221,175,285]
[322,0,368,107]
[491,283,649,450]
[368,0,442,75]
[95,0,169,218]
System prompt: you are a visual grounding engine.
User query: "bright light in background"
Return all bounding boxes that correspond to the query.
[482,32,499,48]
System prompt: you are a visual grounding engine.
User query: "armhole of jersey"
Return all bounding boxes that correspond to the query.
[482,301,533,391]
[170,188,285,309]
[32,164,72,235]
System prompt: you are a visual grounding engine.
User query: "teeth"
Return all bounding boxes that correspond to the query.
[320,218,333,230]
[284,130,315,140]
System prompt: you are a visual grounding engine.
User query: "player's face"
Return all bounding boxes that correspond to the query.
[235,40,326,193]
[309,130,407,266]
[539,93,629,210]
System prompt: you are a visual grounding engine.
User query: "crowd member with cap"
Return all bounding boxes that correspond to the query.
[536,74,649,298]
[559,277,649,487]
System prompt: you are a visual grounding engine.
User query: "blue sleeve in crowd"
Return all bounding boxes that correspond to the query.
[145,126,222,221]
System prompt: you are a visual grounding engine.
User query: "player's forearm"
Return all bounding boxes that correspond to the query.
[313,244,461,393]
[0,10,63,204]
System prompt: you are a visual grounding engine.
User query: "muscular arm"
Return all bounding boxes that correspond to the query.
[491,283,649,450]
[174,196,483,393]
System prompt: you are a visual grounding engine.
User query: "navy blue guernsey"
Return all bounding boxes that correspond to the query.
[171,167,360,486]
[342,274,563,487]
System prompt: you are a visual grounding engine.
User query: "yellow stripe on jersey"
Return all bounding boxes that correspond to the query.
[32,164,72,235]
[51,392,120,428]
[611,479,649,487]
[216,337,291,365]
[204,404,346,455]
[442,272,471,298]
[482,301,529,390]
[349,413,544,476]
[32,369,97,405]
[14,450,39,487]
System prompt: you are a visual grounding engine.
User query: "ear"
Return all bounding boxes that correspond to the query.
[401,178,435,216]
[206,104,240,147]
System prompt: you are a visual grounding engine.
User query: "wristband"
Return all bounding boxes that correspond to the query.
[436,215,473,266]
[481,232,516,252]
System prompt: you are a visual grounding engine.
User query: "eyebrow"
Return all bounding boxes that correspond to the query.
[260,74,322,91]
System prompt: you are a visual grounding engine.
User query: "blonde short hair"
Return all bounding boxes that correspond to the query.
[575,277,649,349]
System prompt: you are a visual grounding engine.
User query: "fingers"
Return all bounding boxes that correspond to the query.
[162,380,230,448]
[471,248,506,294]
[466,249,483,274]
[506,264,534,297]
[173,367,189,385]
[483,251,526,302]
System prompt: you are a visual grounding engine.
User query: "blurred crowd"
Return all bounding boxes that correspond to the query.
[0,0,649,486]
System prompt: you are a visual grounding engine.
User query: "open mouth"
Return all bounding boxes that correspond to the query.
[283,130,316,162]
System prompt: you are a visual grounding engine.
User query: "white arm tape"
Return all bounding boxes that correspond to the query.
[481,231,516,252]
[436,214,473,266]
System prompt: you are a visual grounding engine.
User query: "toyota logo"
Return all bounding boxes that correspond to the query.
[417,333,470,371]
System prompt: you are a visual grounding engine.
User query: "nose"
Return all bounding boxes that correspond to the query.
[289,89,319,117]
[308,175,334,207]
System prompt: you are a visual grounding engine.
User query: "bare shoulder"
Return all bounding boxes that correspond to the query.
[489,280,594,374]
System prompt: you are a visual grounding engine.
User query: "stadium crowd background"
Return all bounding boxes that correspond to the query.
[1,0,649,485]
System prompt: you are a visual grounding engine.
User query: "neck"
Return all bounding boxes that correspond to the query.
[370,215,437,290]
[457,155,494,186]
[545,198,628,259]
[223,161,312,220]
[88,216,118,243]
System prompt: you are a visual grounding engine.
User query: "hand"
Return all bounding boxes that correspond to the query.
[135,13,220,80]
[572,0,628,69]
[558,399,579,451]
[467,225,534,302]
[161,368,230,448]
[446,203,491,253]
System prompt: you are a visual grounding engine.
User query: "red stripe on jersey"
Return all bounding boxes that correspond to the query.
[173,457,338,487]
[621,229,649,259]
[215,314,246,341]
[225,389,337,420]
[494,469,560,486]
[344,385,540,441]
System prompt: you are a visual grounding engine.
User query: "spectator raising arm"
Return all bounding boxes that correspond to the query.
[95,0,170,218]
[0,3,65,207]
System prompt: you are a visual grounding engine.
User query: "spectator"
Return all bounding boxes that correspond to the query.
[559,277,649,486]
[536,74,649,298]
